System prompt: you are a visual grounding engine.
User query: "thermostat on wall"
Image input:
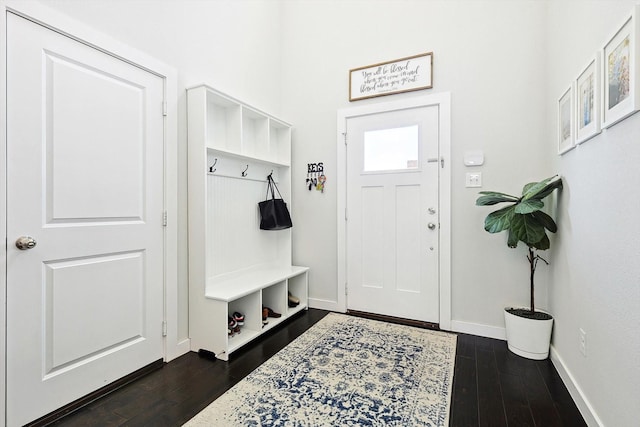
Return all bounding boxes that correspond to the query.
[464,150,484,166]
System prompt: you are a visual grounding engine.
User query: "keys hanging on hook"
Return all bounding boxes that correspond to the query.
[307,162,326,192]
[317,174,327,193]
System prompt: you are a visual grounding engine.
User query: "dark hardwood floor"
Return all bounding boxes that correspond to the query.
[48,309,586,426]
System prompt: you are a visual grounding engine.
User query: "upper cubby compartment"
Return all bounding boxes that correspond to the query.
[205,91,241,153]
[269,118,291,166]
[189,84,291,167]
[241,106,269,160]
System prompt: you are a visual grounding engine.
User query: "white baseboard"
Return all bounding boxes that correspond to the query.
[549,346,603,427]
[450,320,506,340]
[308,297,343,312]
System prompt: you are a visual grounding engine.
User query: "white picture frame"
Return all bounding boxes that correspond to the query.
[558,85,575,155]
[602,5,640,128]
[575,53,602,144]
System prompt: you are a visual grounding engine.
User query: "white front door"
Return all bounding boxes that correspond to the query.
[346,106,440,323]
[6,13,165,426]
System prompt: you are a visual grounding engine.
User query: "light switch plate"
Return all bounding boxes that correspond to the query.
[465,172,482,188]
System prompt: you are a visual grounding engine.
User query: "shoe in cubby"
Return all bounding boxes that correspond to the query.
[228,317,238,337]
[263,306,281,318]
[288,291,300,307]
[233,311,245,326]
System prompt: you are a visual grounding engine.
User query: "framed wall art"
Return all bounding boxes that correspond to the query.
[349,52,433,101]
[602,5,640,128]
[558,85,575,155]
[575,53,602,144]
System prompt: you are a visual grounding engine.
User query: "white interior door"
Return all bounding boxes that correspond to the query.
[346,106,440,323]
[6,13,165,426]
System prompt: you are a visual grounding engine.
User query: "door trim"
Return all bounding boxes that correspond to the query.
[336,93,451,330]
[1,1,184,423]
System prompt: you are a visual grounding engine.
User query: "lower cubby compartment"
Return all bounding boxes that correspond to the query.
[228,292,261,331]
[227,292,262,338]
[227,292,261,355]
[287,273,308,316]
[262,281,286,331]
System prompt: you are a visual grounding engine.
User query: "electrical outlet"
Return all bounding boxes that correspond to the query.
[579,328,586,357]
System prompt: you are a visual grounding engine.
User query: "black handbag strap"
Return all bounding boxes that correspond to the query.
[265,174,283,200]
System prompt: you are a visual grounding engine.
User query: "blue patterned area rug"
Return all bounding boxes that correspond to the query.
[184,313,457,426]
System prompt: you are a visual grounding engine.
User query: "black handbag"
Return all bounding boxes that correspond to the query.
[258,174,292,230]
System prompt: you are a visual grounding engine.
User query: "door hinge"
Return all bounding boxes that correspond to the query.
[345,208,348,221]
[345,284,348,296]
[162,101,168,116]
[163,210,168,226]
[162,321,167,337]
[343,132,347,145]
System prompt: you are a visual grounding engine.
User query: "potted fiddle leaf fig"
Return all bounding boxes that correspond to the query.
[476,175,562,360]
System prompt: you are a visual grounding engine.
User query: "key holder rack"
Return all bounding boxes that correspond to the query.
[306,162,326,192]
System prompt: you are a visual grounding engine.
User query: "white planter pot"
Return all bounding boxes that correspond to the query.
[504,308,553,360]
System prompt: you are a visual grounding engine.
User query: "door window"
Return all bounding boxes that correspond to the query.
[363,125,419,172]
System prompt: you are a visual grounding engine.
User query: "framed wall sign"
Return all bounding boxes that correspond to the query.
[349,52,433,101]
[575,53,601,144]
[602,5,640,128]
[558,85,575,155]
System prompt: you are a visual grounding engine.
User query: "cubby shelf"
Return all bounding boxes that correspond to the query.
[205,265,309,301]
[207,147,290,169]
[187,84,308,361]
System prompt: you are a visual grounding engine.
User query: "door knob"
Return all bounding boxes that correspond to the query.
[15,236,37,250]
[427,223,437,230]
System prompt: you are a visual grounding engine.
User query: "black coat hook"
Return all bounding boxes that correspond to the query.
[209,158,218,173]
[241,164,249,177]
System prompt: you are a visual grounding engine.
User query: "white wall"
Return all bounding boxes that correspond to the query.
[281,0,551,331]
[546,2,640,426]
[39,0,286,343]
